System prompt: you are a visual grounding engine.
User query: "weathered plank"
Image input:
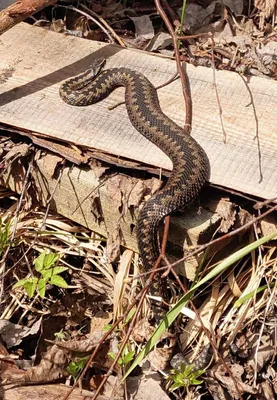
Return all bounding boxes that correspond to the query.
[0,23,277,201]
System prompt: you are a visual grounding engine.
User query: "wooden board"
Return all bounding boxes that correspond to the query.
[0,149,221,279]
[0,23,277,200]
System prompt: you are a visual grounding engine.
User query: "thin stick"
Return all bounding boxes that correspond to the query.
[239,74,263,183]
[254,196,277,209]
[210,35,227,143]
[80,4,126,48]
[154,0,192,131]
[66,5,114,43]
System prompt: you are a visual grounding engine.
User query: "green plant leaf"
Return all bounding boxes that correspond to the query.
[37,278,47,298]
[34,251,46,272]
[51,266,68,275]
[122,351,135,364]
[167,363,204,392]
[123,230,277,381]
[54,330,67,341]
[234,282,274,307]
[125,307,136,324]
[190,378,203,385]
[41,266,67,280]
[0,218,11,256]
[103,324,113,331]
[67,357,89,377]
[49,275,68,288]
[43,253,60,269]
[108,352,123,365]
[67,361,79,377]
[13,278,31,289]
[40,268,53,280]
[24,277,38,298]
[169,381,184,391]
[108,352,116,360]
[179,0,187,35]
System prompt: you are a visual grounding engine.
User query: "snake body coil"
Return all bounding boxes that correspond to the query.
[59,59,209,296]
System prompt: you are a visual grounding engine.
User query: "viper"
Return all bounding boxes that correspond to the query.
[59,58,209,298]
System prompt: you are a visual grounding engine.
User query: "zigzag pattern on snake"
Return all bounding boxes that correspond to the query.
[59,58,210,298]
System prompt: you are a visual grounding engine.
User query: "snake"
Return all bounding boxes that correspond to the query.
[59,58,209,298]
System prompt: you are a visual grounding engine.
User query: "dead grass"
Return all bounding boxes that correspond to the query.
[0,183,276,399]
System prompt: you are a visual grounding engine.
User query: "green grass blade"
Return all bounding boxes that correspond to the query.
[179,0,187,35]
[234,282,274,308]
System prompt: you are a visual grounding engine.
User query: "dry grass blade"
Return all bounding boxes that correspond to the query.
[113,249,134,320]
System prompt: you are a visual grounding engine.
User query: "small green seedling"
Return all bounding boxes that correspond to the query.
[54,329,69,341]
[108,346,135,367]
[67,356,89,378]
[167,363,204,392]
[13,250,68,298]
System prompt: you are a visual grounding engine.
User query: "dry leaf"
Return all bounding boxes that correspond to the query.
[212,362,257,398]
[0,319,41,348]
[2,345,70,384]
[4,143,30,162]
[106,224,122,262]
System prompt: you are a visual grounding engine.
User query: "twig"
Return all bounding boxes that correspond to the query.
[154,0,192,132]
[254,196,277,209]
[161,0,179,26]
[239,75,263,183]
[63,5,114,43]
[210,35,227,143]
[80,4,126,48]
[42,161,66,230]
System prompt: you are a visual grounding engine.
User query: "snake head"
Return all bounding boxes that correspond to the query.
[91,57,106,75]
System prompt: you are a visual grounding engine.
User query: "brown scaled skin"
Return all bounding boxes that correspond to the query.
[59,59,210,298]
